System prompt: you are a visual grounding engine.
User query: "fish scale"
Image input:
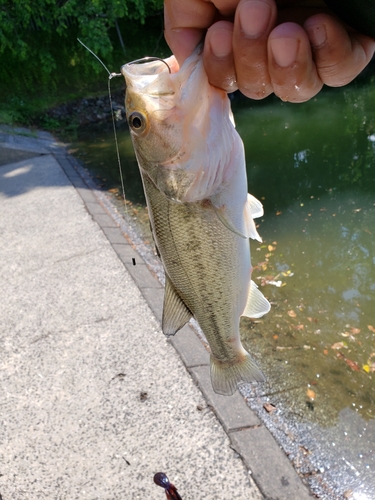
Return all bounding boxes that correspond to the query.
[143,173,242,361]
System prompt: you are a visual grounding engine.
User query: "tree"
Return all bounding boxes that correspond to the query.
[0,0,163,93]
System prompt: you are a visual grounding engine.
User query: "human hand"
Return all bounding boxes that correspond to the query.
[164,0,375,102]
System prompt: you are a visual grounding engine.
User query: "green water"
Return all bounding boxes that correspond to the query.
[233,83,375,426]
[70,78,375,427]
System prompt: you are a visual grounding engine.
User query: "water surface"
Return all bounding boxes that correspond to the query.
[69,76,375,499]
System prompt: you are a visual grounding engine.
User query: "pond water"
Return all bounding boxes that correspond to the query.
[68,73,375,499]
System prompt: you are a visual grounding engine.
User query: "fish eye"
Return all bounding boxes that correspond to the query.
[128,111,147,133]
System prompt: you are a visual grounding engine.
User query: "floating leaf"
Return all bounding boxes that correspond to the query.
[323,349,329,355]
[344,358,360,371]
[350,327,361,335]
[268,280,284,287]
[306,389,316,400]
[337,352,360,371]
[288,310,297,318]
[281,270,293,277]
[363,364,370,373]
[276,211,282,216]
[268,245,276,252]
[368,325,375,333]
[331,341,347,350]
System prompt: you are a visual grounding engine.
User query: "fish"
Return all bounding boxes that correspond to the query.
[121,48,270,396]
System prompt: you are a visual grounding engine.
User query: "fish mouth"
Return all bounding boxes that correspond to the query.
[121,55,179,79]
[121,55,179,98]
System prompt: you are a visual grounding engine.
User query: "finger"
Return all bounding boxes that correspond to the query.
[164,0,216,64]
[304,14,375,87]
[268,22,323,102]
[203,21,238,92]
[232,0,277,99]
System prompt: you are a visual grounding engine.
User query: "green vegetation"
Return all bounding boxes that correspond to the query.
[0,0,167,127]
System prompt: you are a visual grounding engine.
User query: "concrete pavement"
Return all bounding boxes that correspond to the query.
[0,125,313,499]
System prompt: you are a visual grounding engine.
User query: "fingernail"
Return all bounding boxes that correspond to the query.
[209,27,233,58]
[306,23,327,47]
[270,38,299,67]
[239,0,272,38]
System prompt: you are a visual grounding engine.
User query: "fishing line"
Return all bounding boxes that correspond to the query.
[77,38,128,219]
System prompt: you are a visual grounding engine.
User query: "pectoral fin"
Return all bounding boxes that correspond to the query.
[242,280,271,319]
[210,202,247,239]
[162,275,192,336]
[211,194,264,241]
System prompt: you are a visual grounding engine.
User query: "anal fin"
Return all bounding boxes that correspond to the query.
[162,275,192,336]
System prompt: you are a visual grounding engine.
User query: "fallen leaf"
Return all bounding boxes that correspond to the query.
[263,403,277,413]
[323,349,329,355]
[344,358,360,371]
[288,310,297,318]
[268,245,276,252]
[350,327,361,335]
[276,211,282,216]
[363,364,370,373]
[306,389,316,400]
[267,280,284,287]
[331,342,347,349]
[341,332,351,337]
[337,353,360,371]
[273,335,278,339]
[368,325,375,333]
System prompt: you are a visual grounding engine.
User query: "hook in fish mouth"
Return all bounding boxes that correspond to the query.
[127,56,171,74]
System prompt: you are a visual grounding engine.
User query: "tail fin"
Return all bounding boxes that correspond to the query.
[210,351,265,396]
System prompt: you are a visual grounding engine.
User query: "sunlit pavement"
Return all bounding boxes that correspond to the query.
[0,126,315,499]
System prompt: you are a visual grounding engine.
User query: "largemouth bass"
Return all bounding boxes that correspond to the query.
[121,49,270,396]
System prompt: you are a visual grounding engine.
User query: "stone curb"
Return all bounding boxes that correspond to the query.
[54,149,313,500]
